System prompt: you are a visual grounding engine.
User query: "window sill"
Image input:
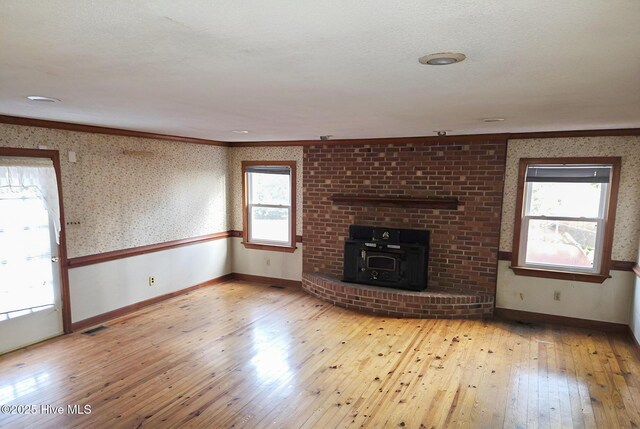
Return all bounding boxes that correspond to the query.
[241,242,297,253]
[510,266,609,284]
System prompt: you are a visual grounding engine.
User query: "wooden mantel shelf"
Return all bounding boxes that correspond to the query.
[330,194,460,210]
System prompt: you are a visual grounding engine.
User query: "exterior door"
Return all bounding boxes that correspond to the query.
[0,157,64,354]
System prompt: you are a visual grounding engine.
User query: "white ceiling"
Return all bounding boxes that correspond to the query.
[1,1,639,142]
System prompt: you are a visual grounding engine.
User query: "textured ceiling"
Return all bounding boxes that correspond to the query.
[1,1,639,142]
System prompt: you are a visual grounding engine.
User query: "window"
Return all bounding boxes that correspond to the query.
[0,189,55,321]
[242,161,296,252]
[511,157,620,283]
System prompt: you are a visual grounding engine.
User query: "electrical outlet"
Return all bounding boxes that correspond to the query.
[149,276,156,286]
[266,258,271,266]
[553,291,561,301]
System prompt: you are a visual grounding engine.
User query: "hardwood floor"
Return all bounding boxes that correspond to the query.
[0,280,639,428]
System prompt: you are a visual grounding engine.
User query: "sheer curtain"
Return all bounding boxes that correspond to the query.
[0,157,61,243]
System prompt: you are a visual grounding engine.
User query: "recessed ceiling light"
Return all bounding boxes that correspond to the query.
[26,95,61,103]
[231,130,249,134]
[419,53,466,66]
[482,118,505,123]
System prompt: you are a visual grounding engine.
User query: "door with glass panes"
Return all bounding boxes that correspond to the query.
[0,156,64,354]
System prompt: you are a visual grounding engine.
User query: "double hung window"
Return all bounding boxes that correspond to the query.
[242,161,296,252]
[512,158,620,282]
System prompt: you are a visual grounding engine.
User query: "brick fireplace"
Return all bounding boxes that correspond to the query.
[302,138,507,318]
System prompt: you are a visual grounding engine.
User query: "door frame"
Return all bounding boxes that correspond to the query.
[0,147,71,333]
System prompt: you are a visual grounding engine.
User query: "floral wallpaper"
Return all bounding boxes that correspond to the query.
[500,136,640,261]
[0,124,228,258]
[4,122,636,263]
[228,146,303,235]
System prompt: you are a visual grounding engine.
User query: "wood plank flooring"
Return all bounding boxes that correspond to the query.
[0,280,639,428]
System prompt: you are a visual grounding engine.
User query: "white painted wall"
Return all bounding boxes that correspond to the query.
[68,239,231,323]
[496,261,634,324]
[230,238,302,282]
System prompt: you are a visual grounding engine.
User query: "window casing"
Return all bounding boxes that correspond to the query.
[511,157,621,283]
[241,161,296,253]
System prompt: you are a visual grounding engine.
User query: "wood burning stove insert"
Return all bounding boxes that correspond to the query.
[343,225,429,291]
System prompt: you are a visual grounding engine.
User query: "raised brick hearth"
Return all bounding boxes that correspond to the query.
[301,139,506,317]
[303,272,494,319]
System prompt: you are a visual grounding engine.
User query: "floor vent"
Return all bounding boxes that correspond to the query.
[82,325,108,336]
[270,285,286,289]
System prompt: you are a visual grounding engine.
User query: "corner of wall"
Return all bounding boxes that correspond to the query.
[226,145,304,281]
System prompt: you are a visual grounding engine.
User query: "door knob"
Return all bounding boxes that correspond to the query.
[51,257,60,262]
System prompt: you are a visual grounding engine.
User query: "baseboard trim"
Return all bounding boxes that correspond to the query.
[70,273,302,332]
[70,273,235,331]
[231,273,302,288]
[494,308,628,332]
